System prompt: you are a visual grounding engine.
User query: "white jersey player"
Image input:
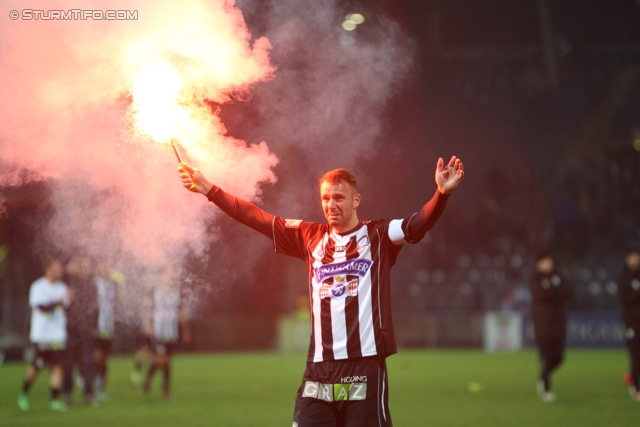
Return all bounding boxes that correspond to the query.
[18,258,71,412]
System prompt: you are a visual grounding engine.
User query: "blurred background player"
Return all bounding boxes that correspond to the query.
[62,253,100,405]
[618,246,640,401]
[131,270,153,386]
[142,266,191,398]
[18,257,70,412]
[93,260,118,402]
[530,252,572,402]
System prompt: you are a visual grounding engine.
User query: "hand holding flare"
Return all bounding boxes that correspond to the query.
[171,139,196,190]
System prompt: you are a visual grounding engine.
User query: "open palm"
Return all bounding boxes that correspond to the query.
[436,156,464,195]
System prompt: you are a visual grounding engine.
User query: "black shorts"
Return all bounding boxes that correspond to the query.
[31,343,65,370]
[151,340,177,357]
[95,338,112,355]
[293,356,392,427]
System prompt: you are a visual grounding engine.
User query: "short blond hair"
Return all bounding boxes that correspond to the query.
[319,168,357,192]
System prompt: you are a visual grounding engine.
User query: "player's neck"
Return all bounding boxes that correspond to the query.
[332,218,361,236]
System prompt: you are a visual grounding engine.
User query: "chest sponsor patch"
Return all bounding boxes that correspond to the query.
[314,259,373,283]
[315,259,372,300]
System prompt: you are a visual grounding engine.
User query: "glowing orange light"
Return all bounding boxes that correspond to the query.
[131,61,191,144]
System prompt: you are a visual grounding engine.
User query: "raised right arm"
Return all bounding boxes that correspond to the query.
[206,185,275,239]
[177,163,275,239]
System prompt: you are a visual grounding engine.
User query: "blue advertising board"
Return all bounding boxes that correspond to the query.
[523,313,625,348]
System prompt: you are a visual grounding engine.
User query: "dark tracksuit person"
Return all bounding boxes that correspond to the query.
[62,255,100,405]
[530,252,572,402]
[618,247,640,401]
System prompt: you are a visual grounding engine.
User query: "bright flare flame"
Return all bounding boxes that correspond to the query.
[131,61,191,143]
[124,0,276,163]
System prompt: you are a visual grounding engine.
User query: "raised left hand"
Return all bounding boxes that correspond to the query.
[436,156,464,195]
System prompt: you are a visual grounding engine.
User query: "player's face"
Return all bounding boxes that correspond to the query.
[627,251,640,271]
[536,256,553,274]
[320,180,360,233]
[47,260,64,281]
[96,262,108,278]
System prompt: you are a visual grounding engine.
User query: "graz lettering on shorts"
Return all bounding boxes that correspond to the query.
[313,259,373,283]
[301,381,367,401]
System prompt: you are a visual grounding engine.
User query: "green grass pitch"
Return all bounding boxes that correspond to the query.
[0,349,637,426]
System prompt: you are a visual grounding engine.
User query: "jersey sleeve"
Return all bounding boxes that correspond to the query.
[388,189,449,244]
[271,217,314,259]
[206,185,275,239]
[206,185,314,259]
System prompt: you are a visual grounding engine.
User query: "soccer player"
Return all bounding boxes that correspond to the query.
[530,252,572,402]
[130,317,152,385]
[142,266,192,398]
[178,156,464,426]
[618,246,640,401]
[93,260,118,401]
[18,257,71,412]
[62,254,100,405]
[131,274,153,386]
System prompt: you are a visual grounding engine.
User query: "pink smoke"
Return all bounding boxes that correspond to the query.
[0,0,278,274]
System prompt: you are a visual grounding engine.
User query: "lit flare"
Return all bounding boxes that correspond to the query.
[172,139,196,190]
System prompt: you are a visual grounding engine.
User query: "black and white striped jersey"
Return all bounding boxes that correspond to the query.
[152,285,181,343]
[272,217,407,362]
[95,276,117,338]
[207,186,449,363]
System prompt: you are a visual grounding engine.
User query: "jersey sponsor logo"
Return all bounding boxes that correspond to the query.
[301,381,367,401]
[335,245,346,252]
[340,375,367,383]
[314,258,373,283]
[632,279,640,291]
[284,219,302,228]
[331,281,346,297]
[320,277,359,299]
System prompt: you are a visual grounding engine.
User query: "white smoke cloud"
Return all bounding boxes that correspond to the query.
[0,0,414,316]
[0,0,278,266]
